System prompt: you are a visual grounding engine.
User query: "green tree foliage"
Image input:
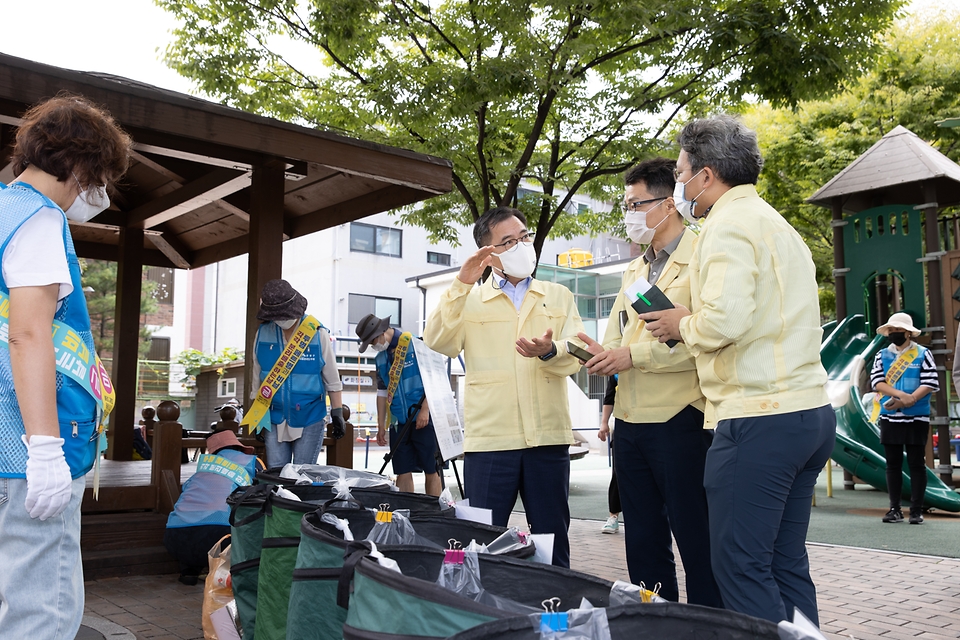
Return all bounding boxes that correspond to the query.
[745,9,960,318]
[81,260,161,359]
[158,0,900,255]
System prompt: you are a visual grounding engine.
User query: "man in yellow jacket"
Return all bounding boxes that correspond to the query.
[579,158,721,607]
[642,115,835,626]
[423,206,584,567]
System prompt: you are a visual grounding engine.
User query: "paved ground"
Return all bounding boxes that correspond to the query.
[80,516,960,640]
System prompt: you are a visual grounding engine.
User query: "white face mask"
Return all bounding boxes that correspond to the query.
[276,318,298,330]
[371,340,389,352]
[496,241,538,279]
[673,169,706,224]
[624,199,668,245]
[64,185,110,223]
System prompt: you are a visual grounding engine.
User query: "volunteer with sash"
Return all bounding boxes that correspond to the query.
[164,429,263,584]
[0,95,130,640]
[246,279,345,468]
[870,312,938,525]
[355,313,441,496]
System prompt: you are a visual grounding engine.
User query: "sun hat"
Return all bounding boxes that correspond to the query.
[256,279,307,322]
[876,312,921,337]
[355,313,391,353]
[207,429,254,455]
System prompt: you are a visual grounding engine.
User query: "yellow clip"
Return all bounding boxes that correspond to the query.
[376,503,393,522]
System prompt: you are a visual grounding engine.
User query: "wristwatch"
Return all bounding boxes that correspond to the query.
[538,343,558,361]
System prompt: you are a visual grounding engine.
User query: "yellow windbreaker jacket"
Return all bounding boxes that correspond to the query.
[678,185,828,426]
[423,276,584,452]
[602,228,706,424]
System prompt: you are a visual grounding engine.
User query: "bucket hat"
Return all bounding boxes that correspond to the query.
[257,279,307,322]
[207,428,254,455]
[355,313,391,353]
[876,312,921,337]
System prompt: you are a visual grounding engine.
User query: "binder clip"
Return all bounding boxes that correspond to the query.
[444,539,464,564]
[517,531,528,544]
[540,597,567,632]
[639,581,662,603]
[375,503,393,523]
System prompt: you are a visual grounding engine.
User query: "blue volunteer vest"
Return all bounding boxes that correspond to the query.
[375,332,426,426]
[0,182,99,479]
[255,319,328,427]
[166,447,259,528]
[879,344,931,417]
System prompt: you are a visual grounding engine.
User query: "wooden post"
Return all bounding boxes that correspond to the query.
[151,400,183,514]
[921,183,953,486]
[832,197,847,321]
[108,227,145,460]
[243,159,286,410]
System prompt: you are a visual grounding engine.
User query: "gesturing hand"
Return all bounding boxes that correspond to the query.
[516,328,555,358]
[457,246,497,284]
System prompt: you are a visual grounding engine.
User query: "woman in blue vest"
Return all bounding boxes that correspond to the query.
[0,95,131,639]
[164,429,262,584]
[870,312,939,525]
[252,279,345,468]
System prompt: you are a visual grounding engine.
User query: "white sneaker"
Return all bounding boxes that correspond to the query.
[601,515,620,534]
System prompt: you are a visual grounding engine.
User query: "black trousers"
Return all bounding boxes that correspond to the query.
[884,443,927,511]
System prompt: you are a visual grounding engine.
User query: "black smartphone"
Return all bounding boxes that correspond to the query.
[566,341,593,362]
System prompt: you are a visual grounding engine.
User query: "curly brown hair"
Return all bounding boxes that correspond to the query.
[10,93,132,189]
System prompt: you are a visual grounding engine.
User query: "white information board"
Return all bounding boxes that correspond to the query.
[412,340,464,461]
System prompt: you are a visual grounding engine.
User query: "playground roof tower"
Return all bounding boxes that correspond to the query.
[807,125,960,212]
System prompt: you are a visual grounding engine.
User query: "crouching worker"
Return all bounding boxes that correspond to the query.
[164,430,263,584]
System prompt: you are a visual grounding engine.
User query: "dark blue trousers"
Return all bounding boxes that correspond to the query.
[463,445,571,567]
[705,405,836,625]
[614,406,723,606]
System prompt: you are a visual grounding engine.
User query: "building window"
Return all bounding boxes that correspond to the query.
[350,222,402,257]
[348,294,401,326]
[600,296,618,319]
[218,378,237,398]
[427,251,451,266]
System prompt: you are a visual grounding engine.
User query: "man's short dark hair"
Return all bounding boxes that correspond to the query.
[624,157,676,198]
[678,115,763,186]
[473,206,527,247]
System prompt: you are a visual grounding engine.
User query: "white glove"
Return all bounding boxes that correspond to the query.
[22,434,72,521]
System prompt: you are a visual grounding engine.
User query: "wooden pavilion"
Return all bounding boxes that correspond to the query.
[0,52,452,462]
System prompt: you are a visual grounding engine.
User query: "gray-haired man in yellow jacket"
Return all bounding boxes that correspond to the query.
[579,158,721,607]
[424,206,585,567]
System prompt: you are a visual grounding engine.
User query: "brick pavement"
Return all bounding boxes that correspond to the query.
[81,517,960,640]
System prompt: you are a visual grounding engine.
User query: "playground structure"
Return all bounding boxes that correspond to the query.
[809,125,960,505]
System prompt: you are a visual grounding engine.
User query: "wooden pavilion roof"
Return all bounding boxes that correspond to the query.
[0,53,452,269]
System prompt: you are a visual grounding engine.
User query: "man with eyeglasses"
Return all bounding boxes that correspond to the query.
[424,206,585,567]
[640,115,835,626]
[577,157,722,607]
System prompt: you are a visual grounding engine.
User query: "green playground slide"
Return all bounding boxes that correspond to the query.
[822,315,960,512]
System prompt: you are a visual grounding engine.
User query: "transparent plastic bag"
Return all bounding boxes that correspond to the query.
[321,512,355,541]
[278,463,393,488]
[530,599,612,640]
[363,507,442,548]
[608,579,667,605]
[436,549,538,615]
[485,527,532,555]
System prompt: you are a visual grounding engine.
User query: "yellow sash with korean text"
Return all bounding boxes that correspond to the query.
[385,332,412,427]
[870,344,920,423]
[0,290,115,496]
[241,316,320,433]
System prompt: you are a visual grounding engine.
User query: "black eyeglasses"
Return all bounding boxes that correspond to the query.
[623,197,666,212]
[492,232,536,252]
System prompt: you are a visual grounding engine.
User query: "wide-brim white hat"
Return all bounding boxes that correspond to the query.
[876,312,921,337]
